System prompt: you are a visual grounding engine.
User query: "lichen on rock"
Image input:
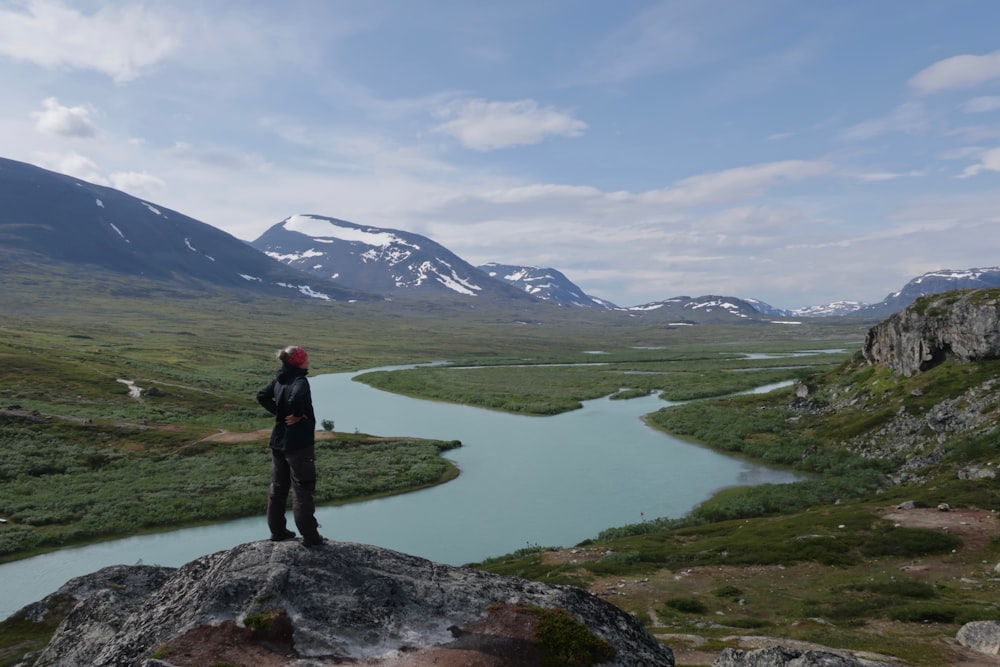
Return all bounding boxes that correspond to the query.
[13,540,674,667]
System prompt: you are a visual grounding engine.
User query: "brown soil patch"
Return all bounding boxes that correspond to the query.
[880,505,1000,581]
[201,428,273,443]
[363,603,543,666]
[880,505,999,551]
[158,620,299,667]
[154,603,553,667]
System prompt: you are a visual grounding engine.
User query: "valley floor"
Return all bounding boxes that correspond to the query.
[545,505,1000,667]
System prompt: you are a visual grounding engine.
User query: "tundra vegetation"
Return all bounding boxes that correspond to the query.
[2,270,997,665]
[474,351,1000,666]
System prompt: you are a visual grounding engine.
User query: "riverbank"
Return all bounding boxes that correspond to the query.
[0,415,460,564]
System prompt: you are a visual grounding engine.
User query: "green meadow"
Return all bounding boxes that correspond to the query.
[7,269,999,665]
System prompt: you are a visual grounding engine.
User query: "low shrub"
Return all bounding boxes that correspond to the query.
[859,527,963,558]
[718,617,770,629]
[664,597,708,614]
[841,580,937,599]
[714,585,743,598]
[523,605,616,667]
[890,604,998,625]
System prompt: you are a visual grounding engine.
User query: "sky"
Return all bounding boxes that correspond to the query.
[3,0,1000,309]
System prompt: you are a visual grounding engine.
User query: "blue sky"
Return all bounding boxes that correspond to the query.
[3,0,1000,309]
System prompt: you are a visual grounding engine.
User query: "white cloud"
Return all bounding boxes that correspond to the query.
[958,147,1000,178]
[856,171,922,182]
[31,97,98,137]
[840,102,929,141]
[0,0,178,82]
[857,172,901,182]
[945,125,1000,141]
[478,184,602,204]
[910,49,1000,95]
[640,160,834,207]
[35,151,108,185]
[432,98,587,151]
[577,0,767,85]
[109,171,167,199]
[939,146,986,161]
[962,96,1000,113]
[166,142,270,171]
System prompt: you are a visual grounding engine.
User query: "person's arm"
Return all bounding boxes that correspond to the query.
[256,380,278,415]
[284,378,313,425]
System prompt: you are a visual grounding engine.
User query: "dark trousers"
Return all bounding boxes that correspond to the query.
[267,446,319,539]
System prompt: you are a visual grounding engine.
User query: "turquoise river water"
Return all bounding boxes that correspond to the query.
[0,365,802,619]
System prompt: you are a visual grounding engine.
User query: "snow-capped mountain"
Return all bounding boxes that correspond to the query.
[478,263,617,309]
[857,267,1000,318]
[623,295,769,323]
[742,298,792,317]
[0,158,368,301]
[252,215,533,302]
[790,301,867,317]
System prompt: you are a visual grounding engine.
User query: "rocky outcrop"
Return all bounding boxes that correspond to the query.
[957,620,1000,656]
[13,540,674,667]
[862,288,1000,376]
[712,645,897,666]
[840,377,999,481]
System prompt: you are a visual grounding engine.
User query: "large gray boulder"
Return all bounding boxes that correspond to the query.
[956,620,1000,656]
[862,288,1000,376]
[16,540,674,666]
[713,646,896,666]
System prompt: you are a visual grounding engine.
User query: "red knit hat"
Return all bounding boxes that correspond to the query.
[287,346,308,368]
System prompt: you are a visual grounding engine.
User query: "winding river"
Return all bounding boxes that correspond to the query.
[0,366,801,620]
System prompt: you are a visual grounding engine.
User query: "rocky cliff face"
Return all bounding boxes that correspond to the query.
[862,288,1000,377]
[13,540,674,667]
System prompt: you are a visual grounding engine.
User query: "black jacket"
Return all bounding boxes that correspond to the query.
[256,363,316,451]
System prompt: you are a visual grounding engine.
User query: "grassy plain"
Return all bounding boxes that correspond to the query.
[10,266,998,664]
[0,266,866,565]
[356,345,850,414]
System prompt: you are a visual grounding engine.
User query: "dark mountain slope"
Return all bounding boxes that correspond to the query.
[0,158,370,301]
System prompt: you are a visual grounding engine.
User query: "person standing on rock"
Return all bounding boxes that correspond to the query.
[256,345,325,547]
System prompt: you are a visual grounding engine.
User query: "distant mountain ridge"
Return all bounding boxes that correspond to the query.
[252,215,534,303]
[790,301,866,318]
[0,157,368,302]
[624,295,773,323]
[478,263,617,309]
[855,267,1000,318]
[2,155,995,320]
[778,268,1000,319]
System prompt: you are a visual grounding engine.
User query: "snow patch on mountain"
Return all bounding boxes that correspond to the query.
[914,268,993,284]
[478,262,614,308]
[109,223,127,241]
[284,214,417,250]
[252,214,528,301]
[276,282,331,300]
[266,248,326,262]
[689,299,749,317]
[790,301,866,317]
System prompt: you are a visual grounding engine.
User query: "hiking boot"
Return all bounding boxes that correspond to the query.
[301,533,326,547]
[269,529,296,542]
